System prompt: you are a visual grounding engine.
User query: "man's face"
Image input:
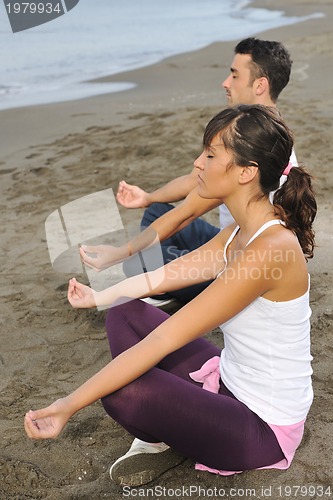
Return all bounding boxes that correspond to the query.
[222,53,258,106]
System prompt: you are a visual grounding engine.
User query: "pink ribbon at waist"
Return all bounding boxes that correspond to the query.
[189,356,220,393]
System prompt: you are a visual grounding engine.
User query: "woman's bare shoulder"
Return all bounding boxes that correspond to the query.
[218,223,238,246]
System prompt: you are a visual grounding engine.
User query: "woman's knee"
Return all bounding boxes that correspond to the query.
[101,376,153,422]
[105,299,136,337]
[106,298,142,324]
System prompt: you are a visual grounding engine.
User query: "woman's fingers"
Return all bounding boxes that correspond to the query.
[80,247,102,271]
[79,247,99,269]
[24,413,37,438]
[80,245,98,254]
[24,410,55,439]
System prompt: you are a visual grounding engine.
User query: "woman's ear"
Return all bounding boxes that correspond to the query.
[239,165,259,184]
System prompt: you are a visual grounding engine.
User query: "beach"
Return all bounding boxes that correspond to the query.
[1,0,333,498]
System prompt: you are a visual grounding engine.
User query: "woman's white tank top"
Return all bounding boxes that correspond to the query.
[219,220,313,425]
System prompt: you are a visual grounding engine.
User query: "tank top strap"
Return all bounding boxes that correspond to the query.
[216,225,240,279]
[246,220,285,247]
[216,220,285,279]
[223,225,240,262]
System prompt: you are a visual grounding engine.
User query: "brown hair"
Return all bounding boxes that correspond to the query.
[203,105,317,259]
[273,167,316,259]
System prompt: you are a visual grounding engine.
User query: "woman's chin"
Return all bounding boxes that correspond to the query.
[197,186,214,199]
[197,185,208,197]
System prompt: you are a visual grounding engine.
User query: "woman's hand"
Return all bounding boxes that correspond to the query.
[80,245,125,272]
[24,398,73,440]
[116,180,150,208]
[67,278,97,308]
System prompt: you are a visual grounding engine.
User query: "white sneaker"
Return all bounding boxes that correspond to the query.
[110,438,185,486]
[141,297,175,308]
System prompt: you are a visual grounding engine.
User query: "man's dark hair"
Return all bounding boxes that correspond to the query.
[235,37,292,102]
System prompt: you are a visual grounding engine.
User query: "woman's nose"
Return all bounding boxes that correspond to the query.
[194,151,204,170]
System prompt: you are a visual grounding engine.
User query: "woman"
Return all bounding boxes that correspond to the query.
[24,105,316,487]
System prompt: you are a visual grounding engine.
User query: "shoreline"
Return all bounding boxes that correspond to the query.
[0,0,325,118]
[1,1,332,498]
[1,0,331,163]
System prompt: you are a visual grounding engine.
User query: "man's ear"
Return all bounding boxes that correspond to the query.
[239,165,259,184]
[255,76,269,97]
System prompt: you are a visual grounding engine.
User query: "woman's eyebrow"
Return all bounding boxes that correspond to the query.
[208,143,224,151]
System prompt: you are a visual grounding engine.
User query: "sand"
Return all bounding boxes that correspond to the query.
[1,0,333,498]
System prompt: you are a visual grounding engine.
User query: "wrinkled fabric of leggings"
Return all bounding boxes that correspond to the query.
[101,299,284,472]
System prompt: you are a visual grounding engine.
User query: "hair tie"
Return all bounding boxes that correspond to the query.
[282,162,293,176]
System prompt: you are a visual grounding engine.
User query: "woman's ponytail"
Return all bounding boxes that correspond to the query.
[273,166,317,260]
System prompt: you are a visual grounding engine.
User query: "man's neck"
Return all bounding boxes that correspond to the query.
[254,96,276,108]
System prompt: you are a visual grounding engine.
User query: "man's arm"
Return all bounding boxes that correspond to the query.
[117,168,198,209]
[148,188,220,242]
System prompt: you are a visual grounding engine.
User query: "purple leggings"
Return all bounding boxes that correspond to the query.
[101,299,284,471]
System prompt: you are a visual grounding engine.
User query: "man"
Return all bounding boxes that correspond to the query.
[81,38,296,303]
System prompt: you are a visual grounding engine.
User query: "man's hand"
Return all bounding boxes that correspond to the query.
[116,180,150,208]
